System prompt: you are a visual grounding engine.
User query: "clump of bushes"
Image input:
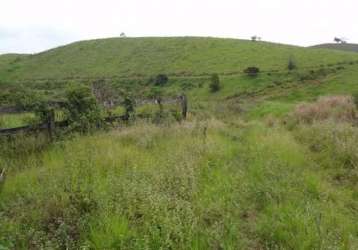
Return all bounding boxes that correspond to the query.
[209,73,221,92]
[64,84,103,132]
[292,96,356,124]
[244,67,260,77]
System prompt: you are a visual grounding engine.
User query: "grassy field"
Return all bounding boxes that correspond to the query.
[1,112,357,249]
[0,112,35,128]
[1,37,358,249]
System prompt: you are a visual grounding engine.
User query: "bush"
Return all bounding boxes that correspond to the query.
[209,73,221,92]
[154,74,169,86]
[353,92,358,108]
[122,95,136,120]
[64,84,103,132]
[288,57,296,71]
[244,67,260,77]
[292,96,356,124]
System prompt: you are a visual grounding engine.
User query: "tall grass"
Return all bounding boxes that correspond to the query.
[293,95,356,124]
[1,116,357,249]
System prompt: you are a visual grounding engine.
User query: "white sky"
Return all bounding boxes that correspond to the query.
[1,0,357,54]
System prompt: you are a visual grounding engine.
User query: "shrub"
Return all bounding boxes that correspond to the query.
[288,57,296,71]
[64,84,103,132]
[154,74,169,86]
[292,96,356,124]
[244,67,260,77]
[209,73,221,92]
[353,92,358,108]
[122,95,136,121]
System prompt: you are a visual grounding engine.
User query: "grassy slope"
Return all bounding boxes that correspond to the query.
[1,37,358,82]
[1,37,358,249]
[1,119,357,249]
[311,43,358,53]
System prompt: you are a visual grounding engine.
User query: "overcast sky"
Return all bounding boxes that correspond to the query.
[1,0,357,54]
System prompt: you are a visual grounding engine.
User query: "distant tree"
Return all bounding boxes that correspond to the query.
[209,73,221,92]
[288,56,297,71]
[120,32,126,38]
[334,37,348,44]
[244,67,260,77]
[334,37,342,43]
[251,35,261,42]
[154,74,169,86]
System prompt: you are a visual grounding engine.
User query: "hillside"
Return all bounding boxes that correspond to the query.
[1,37,358,249]
[1,37,358,83]
[310,43,358,53]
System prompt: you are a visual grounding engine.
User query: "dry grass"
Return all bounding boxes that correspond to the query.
[293,95,357,123]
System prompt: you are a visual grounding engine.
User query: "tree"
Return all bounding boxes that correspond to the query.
[244,67,260,77]
[120,32,126,38]
[209,73,221,92]
[251,35,261,42]
[288,56,297,71]
[334,37,347,44]
[64,84,102,132]
[334,37,342,43]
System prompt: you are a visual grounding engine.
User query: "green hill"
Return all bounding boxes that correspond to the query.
[310,43,358,53]
[1,37,358,83]
[2,37,358,249]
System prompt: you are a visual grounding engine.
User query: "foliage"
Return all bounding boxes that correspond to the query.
[209,73,221,92]
[1,119,358,249]
[64,83,103,132]
[122,95,136,120]
[154,74,169,86]
[292,95,356,124]
[1,37,358,82]
[353,92,358,108]
[288,56,297,70]
[244,66,260,77]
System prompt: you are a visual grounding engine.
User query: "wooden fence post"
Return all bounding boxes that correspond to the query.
[156,97,163,113]
[180,94,188,120]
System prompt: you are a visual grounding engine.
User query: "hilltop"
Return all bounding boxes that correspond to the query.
[1,37,358,83]
[310,43,358,53]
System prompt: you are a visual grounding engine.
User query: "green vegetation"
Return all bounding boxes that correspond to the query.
[209,73,220,92]
[311,43,358,53]
[0,112,35,128]
[1,37,358,249]
[1,37,358,83]
[1,109,357,249]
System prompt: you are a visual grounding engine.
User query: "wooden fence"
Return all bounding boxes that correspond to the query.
[0,95,188,137]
